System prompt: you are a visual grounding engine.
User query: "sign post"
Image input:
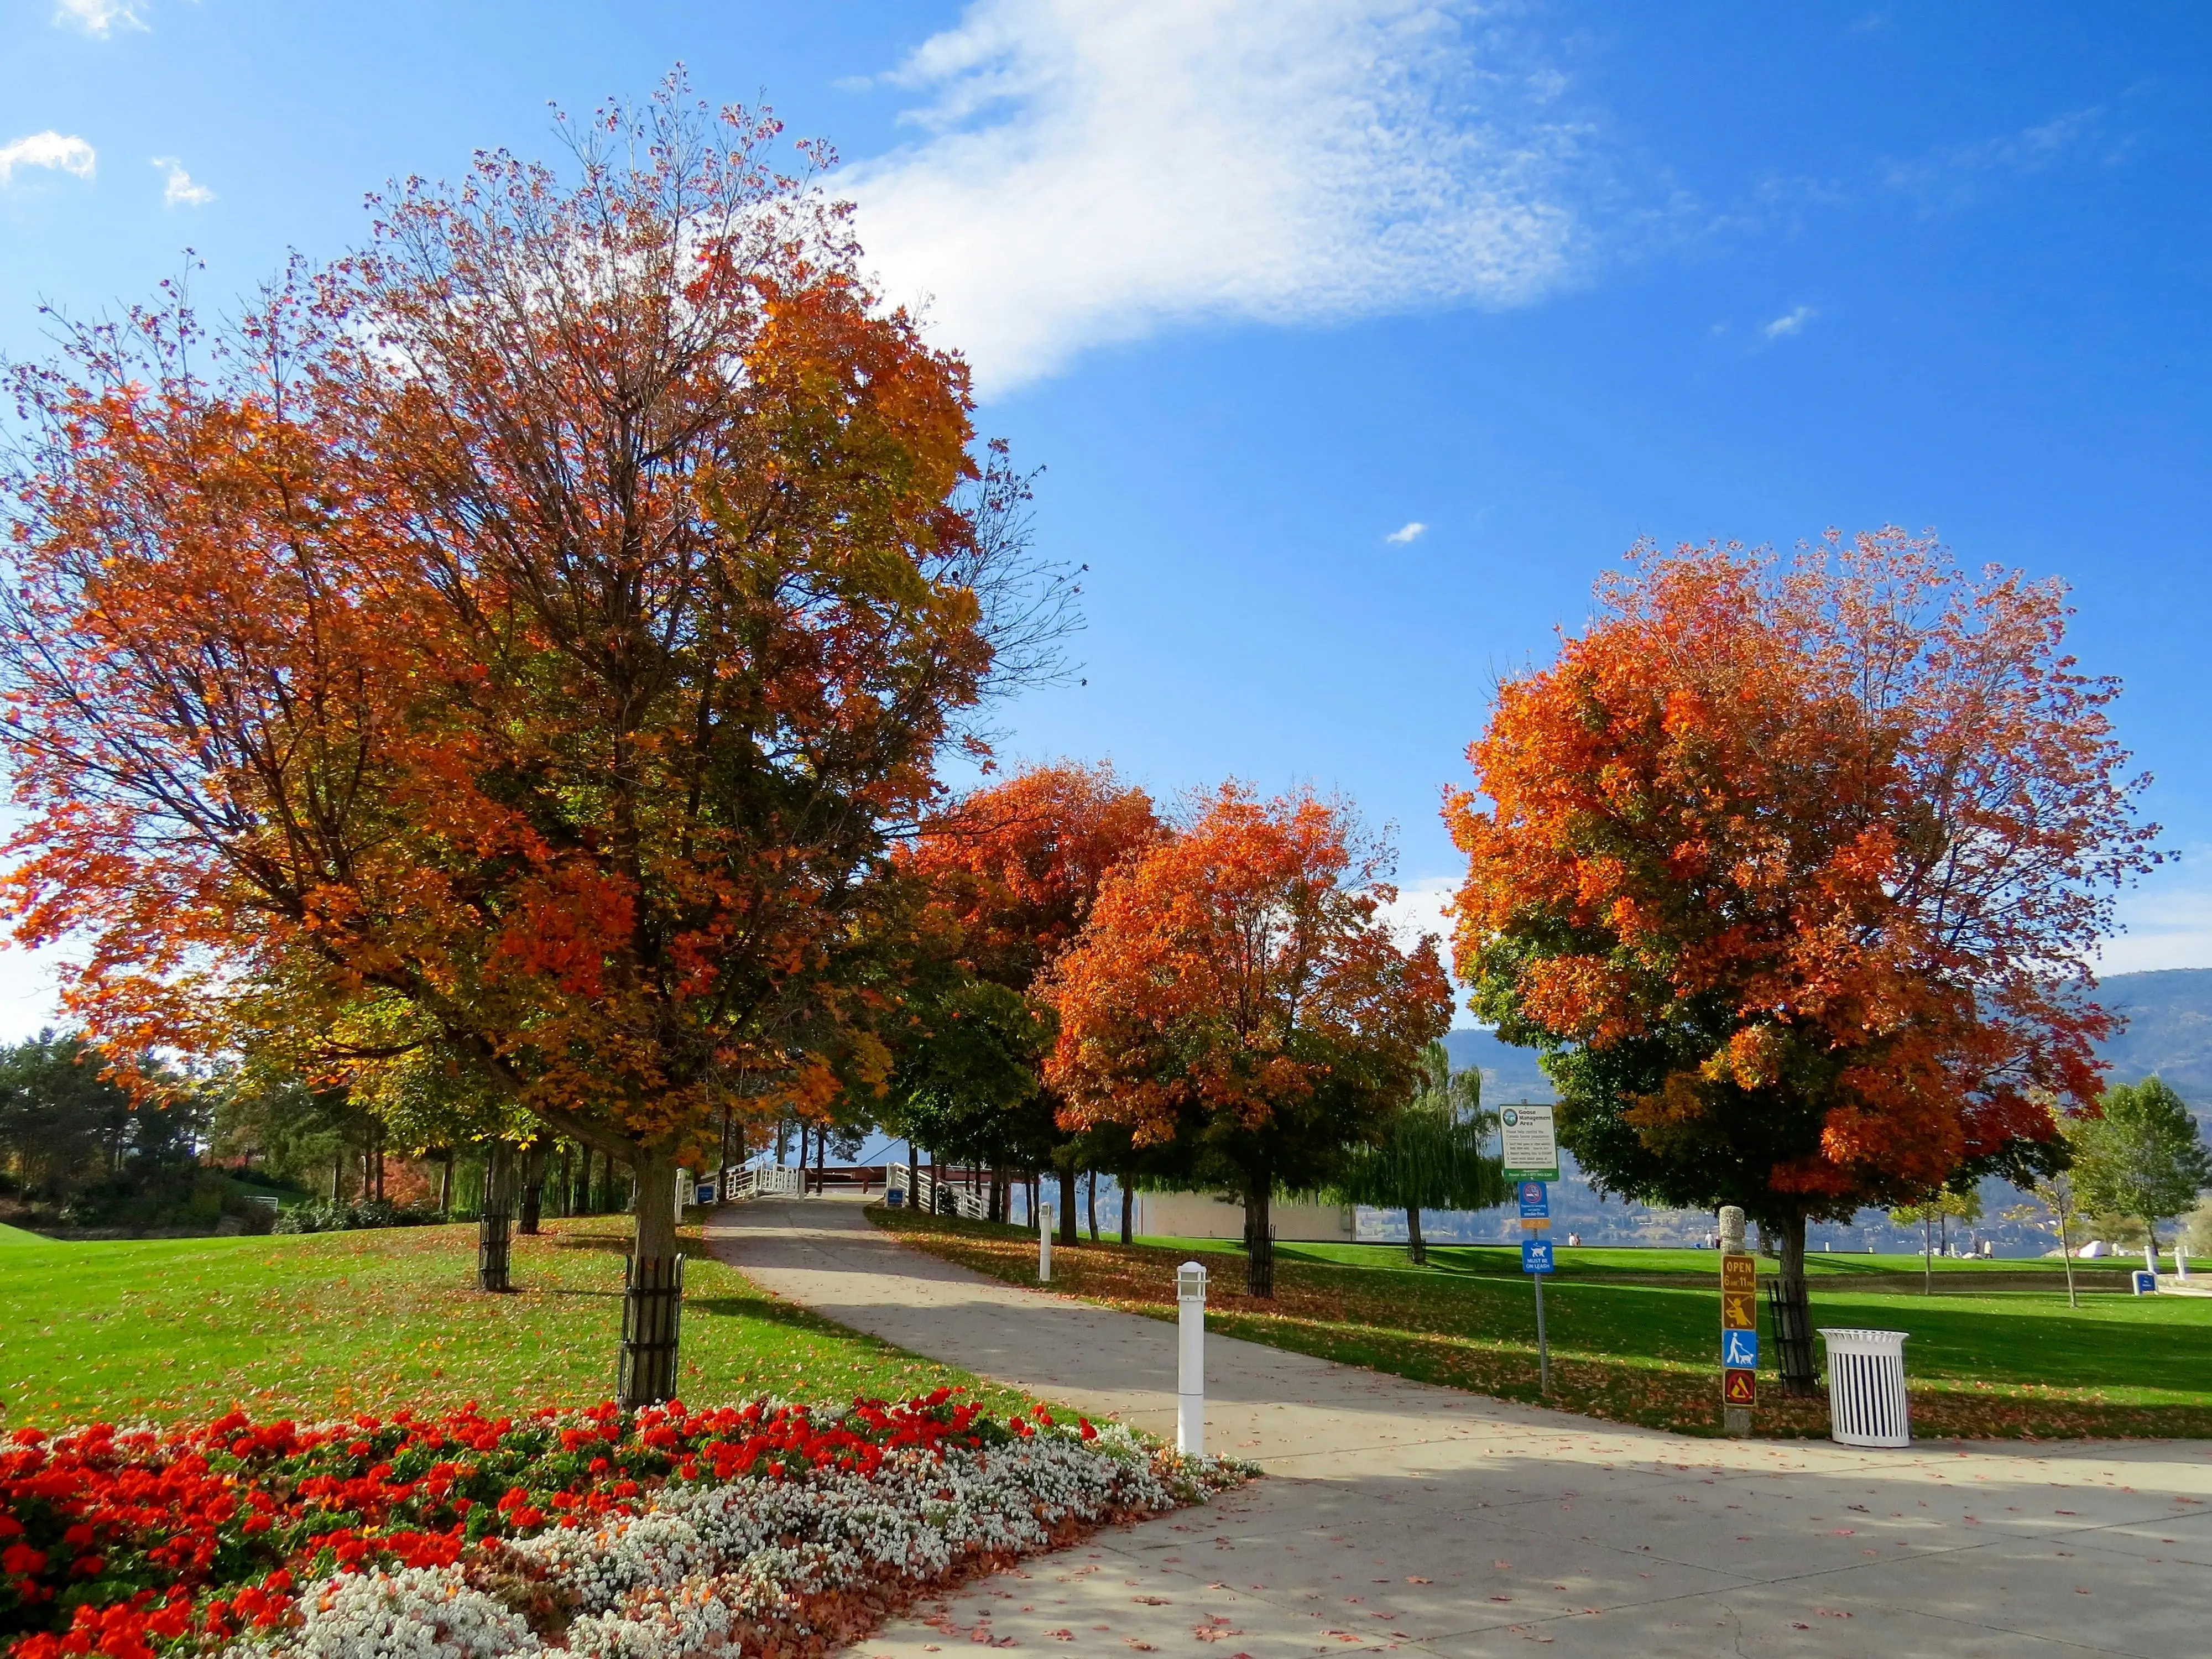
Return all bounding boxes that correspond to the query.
[1504,1112,1561,1398]
[1719,1204,1756,1436]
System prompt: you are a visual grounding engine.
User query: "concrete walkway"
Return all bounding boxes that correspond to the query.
[707,1197,2212,1658]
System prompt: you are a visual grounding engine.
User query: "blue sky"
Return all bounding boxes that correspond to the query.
[2,1,2208,1033]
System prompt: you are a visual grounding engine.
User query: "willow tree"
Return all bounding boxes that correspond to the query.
[1330,1042,1504,1264]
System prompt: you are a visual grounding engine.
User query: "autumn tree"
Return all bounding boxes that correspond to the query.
[0,82,1069,1398]
[1448,532,2158,1393]
[1047,784,1452,1295]
[893,761,1161,1239]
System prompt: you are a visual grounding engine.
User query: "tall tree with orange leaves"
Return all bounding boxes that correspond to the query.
[1447,531,2159,1391]
[0,82,1071,1396]
[1048,784,1452,1295]
[893,761,1162,1238]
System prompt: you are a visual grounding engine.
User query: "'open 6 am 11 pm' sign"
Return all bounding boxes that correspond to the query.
[1500,1105,1559,1182]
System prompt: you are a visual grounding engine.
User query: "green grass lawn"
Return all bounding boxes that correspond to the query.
[0,1216,1034,1428]
[881,1211,2212,1438]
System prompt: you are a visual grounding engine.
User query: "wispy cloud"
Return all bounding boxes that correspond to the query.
[1882,107,2111,213]
[2096,854,2212,977]
[0,131,97,186]
[1385,521,1428,545]
[844,0,1593,395]
[54,0,146,36]
[152,156,212,207]
[1761,304,1815,340]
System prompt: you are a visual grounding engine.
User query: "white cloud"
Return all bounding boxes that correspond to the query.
[0,131,97,186]
[54,0,147,36]
[844,0,1590,395]
[2094,855,2212,977]
[1761,304,1815,340]
[153,156,212,207]
[1385,521,1428,544]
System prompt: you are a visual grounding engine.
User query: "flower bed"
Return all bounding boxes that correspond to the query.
[0,1393,1242,1659]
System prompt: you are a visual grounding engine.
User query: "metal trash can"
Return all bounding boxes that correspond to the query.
[1819,1327,1910,1447]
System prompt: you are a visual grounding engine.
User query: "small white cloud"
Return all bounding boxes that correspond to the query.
[1385,521,1427,544]
[0,131,97,186]
[54,0,146,36]
[152,156,212,207]
[1762,304,1815,340]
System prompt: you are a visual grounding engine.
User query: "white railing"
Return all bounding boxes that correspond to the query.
[722,1163,805,1202]
[886,1161,988,1220]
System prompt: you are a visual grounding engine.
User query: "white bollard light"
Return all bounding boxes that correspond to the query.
[1039,1202,1054,1282]
[1176,1260,1207,1455]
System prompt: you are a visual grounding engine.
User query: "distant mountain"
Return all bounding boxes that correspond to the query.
[2091,968,2212,1103]
[1440,1028,1554,1104]
[1446,967,2212,1107]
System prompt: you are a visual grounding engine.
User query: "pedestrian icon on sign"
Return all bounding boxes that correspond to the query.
[1723,1328,1759,1369]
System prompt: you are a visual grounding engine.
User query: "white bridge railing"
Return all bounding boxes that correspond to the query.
[886,1162,988,1220]
[721,1163,805,1202]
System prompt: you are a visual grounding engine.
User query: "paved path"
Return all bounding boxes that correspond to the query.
[707,1198,2212,1657]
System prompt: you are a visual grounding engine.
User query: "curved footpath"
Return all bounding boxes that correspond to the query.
[707,1198,2210,1657]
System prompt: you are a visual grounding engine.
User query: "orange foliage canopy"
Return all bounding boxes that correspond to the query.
[1046,784,1452,1217]
[0,90,1053,1225]
[904,761,1164,994]
[1447,531,2161,1225]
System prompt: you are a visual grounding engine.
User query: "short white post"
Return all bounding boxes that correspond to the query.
[1176,1260,1207,1455]
[674,1168,688,1230]
[1039,1202,1054,1282]
[2177,1244,2193,1283]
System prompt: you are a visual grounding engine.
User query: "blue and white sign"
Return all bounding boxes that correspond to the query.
[1517,1180,1549,1219]
[1723,1328,1760,1368]
[2133,1270,2159,1295]
[1522,1238,1556,1275]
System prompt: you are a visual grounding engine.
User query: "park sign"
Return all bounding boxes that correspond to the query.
[1500,1105,1559,1181]
[1721,1249,1757,1417]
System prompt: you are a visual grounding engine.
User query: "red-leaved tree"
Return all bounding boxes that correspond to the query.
[1447,531,2159,1389]
[0,85,1068,1394]
[1047,784,1452,1294]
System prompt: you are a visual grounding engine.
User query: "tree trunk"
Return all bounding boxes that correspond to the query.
[1120,1178,1134,1244]
[907,1140,919,1212]
[438,1148,455,1215]
[1244,1178,1276,1298]
[1406,1206,1428,1266]
[1087,1169,1098,1242]
[988,1167,1003,1224]
[814,1124,827,1195]
[1060,1166,1079,1244]
[478,1141,514,1293]
[1922,1215,1933,1294]
[330,1142,345,1204]
[518,1142,545,1235]
[1775,1211,1815,1397]
[620,1140,684,1408]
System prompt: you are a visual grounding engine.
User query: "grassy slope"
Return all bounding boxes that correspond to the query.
[0,1217,1032,1428]
[878,1210,2212,1439]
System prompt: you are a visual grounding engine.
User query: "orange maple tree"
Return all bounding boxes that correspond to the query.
[0,86,1063,1322]
[894,760,1162,1235]
[1046,783,1452,1294]
[1448,531,2159,1383]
